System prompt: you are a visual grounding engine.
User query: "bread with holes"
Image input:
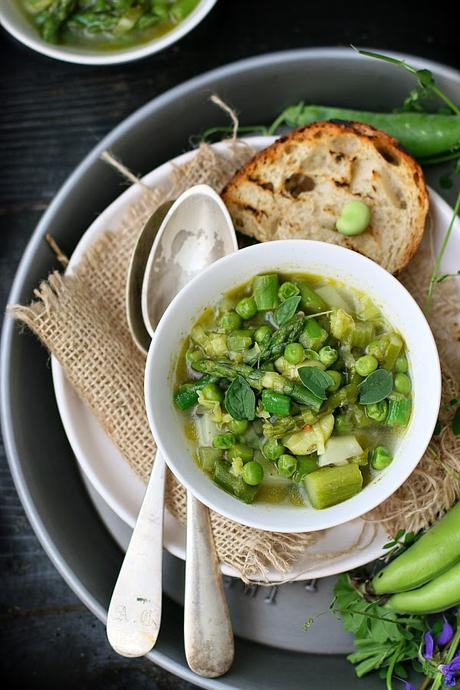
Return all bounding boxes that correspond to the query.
[222,121,429,274]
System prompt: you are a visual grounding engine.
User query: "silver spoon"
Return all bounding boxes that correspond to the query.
[107,185,236,676]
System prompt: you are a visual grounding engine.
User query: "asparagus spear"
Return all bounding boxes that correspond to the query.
[245,313,305,365]
[191,357,322,409]
[262,383,359,438]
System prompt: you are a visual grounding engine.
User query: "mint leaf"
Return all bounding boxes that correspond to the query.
[224,376,255,421]
[358,369,393,404]
[275,295,301,326]
[298,366,334,400]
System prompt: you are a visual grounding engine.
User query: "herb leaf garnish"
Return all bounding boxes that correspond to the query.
[275,295,301,326]
[224,375,256,421]
[358,369,393,404]
[298,366,334,400]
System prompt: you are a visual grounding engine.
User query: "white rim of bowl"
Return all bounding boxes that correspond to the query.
[145,239,442,533]
[0,0,217,65]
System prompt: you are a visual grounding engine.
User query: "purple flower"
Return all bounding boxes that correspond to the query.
[423,631,434,659]
[436,617,454,647]
[396,679,415,690]
[439,653,460,687]
[400,681,415,690]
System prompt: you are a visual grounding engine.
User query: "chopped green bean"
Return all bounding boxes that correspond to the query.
[235,296,257,320]
[278,281,300,301]
[254,274,279,310]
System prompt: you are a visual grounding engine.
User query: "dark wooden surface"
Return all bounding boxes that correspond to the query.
[1,1,458,687]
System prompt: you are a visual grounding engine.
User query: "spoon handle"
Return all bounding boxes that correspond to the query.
[107,453,166,657]
[184,493,234,677]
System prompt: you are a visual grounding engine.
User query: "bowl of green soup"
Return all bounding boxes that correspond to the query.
[145,239,441,532]
[0,0,216,65]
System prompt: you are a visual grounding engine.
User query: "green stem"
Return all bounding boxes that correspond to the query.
[356,47,460,116]
[386,640,404,690]
[424,190,460,313]
[431,84,460,117]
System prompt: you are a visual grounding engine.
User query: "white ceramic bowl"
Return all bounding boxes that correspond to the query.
[0,0,217,65]
[145,240,441,533]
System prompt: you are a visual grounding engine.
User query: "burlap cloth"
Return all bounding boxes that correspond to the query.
[10,139,460,582]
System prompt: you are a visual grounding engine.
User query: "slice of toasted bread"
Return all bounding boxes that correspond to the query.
[222,121,428,273]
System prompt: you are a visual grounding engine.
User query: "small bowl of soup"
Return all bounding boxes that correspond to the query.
[145,240,441,533]
[0,0,217,65]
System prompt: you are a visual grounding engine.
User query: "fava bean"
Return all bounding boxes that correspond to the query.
[336,200,371,236]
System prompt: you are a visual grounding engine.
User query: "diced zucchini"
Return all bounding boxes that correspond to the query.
[299,318,328,351]
[304,463,363,509]
[317,435,363,467]
[330,309,355,343]
[386,396,412,426]
[315,285,351,311]
[198,447,223,472]
[283,414,334,455]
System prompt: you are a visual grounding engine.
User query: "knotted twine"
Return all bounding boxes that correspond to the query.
[10,137,460,582]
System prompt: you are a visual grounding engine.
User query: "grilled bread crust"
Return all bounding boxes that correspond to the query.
[222,121,429,273]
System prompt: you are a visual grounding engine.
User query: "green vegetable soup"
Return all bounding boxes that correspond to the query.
[20,0,200,49]
[174,273,412,510]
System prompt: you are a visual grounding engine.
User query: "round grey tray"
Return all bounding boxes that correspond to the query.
[2,48,459,690]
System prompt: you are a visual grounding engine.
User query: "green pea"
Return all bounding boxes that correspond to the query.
[228,419,249,435]
[278,281,300,301]
[318,345,338,368]
[284,342,305,364]
[227,444,254,463]
[394,372,411,394]
[219,310,242,332]
[395,355,408,373]
[254,325,272,344]
[242,460,264,486]
[201,383,224,403]
[262,438,285,461]
[327,370,342,392]
[235,296,257,320]
[371,446,393,470]
[212,432,236,449]
[355,354,379,377]
[366,400,388,423]
[277,454,298,478]
[336,200,371,236]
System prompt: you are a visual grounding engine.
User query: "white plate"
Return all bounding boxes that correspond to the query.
[52,137,460,580]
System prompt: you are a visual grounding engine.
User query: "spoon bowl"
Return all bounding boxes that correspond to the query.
[141,185,238,336]
[126,201,174,355]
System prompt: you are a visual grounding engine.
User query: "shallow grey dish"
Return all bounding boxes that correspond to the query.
[2,48,459,690]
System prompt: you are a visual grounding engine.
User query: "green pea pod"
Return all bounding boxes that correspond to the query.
[273,104,460,160]
[372,501,460,594]
[386,560,460,614]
